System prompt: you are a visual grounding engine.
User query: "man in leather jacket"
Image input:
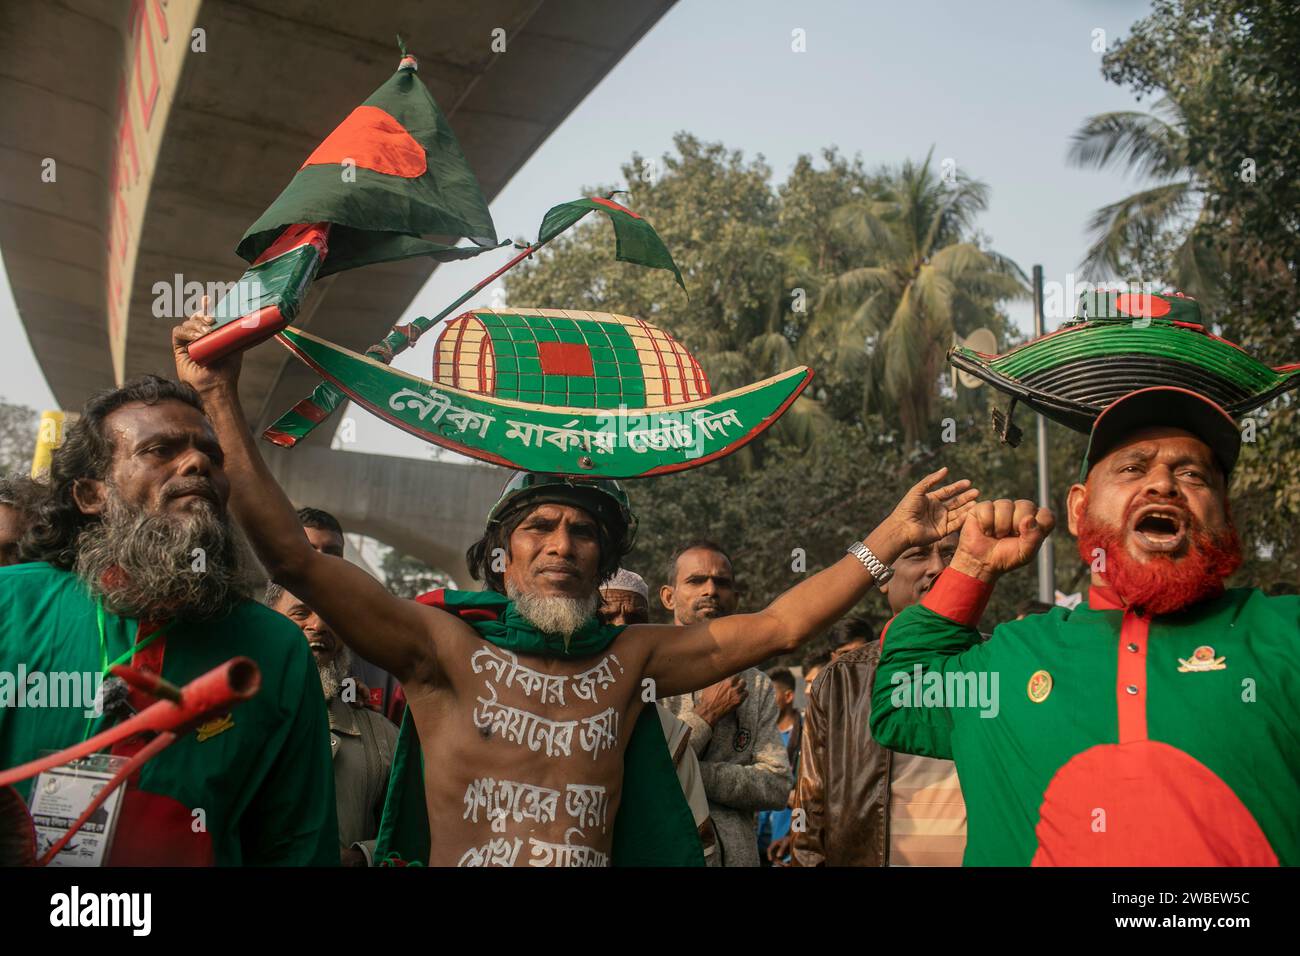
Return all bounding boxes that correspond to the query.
[782,531,967,866]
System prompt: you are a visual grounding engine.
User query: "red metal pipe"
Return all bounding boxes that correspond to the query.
[0,657,261,789]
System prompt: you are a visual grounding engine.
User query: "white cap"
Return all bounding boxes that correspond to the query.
[603,568,648,600]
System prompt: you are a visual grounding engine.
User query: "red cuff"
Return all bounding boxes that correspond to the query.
[919,567,992,627]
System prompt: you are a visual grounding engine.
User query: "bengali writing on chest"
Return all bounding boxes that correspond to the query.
[463,777,609,832]
[458,646,625,866]
[457,828,610,868]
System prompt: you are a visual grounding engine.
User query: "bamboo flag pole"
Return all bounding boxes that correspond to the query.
[261,240,543,447]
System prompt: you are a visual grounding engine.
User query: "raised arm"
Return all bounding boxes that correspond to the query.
[639,469,979,698]
[172,303,441,685]
[872,497,1055,758]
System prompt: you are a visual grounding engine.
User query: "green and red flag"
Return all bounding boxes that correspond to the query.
[188,50,501,366]
[537,196,685,291]
[188,222,330,365]
[235,51,498,274]
[261,193,686,446]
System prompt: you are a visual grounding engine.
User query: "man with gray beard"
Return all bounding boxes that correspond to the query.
[0,375,337,865]
[267,580,398,866]
[175,302,979,868]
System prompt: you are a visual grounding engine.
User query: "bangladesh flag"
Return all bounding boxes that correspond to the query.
[188,221,330,366]
[537,196,685,291]
[189,51,502,366]
[235,53,500,276]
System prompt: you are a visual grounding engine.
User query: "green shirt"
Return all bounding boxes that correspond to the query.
[0,562,338,865]
[872,569,1300,866]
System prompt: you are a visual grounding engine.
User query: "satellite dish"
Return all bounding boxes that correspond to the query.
[955,327,997,389]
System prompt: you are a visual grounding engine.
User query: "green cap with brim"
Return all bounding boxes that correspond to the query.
[1080,386,1241,482]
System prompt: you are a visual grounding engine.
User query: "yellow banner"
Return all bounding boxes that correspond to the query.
[30,410,76,480]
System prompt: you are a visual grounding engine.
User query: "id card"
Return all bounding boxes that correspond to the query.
[29,753,127,867]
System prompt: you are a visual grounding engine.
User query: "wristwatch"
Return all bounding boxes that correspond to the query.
[847,541,894,587]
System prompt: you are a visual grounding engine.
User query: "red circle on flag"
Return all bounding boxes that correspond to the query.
[1114,293,1171,319]
[300,106,427,179]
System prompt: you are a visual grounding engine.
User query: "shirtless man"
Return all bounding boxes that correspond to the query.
[172,307,978,867]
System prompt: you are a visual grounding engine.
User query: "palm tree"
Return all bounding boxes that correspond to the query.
[810,151,1026,443]
[1067,98,1220,299]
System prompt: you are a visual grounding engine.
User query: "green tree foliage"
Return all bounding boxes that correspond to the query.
[506,134,1053,636]
[1074,0,1300,589]
[812,151,1027,441]
[1100,0,1300,353]
[1067,99,1217,300]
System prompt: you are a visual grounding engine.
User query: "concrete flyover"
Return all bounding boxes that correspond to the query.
[0,0,674,575]
[265,446,504,588]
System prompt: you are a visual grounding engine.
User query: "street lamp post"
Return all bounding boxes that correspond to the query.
[1033,265,1055,604]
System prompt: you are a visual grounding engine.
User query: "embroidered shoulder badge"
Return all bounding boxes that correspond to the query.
[1177,645,1226,672]
[732,728,751,752]
[1027,670,1052,703]
[195,713,235,742]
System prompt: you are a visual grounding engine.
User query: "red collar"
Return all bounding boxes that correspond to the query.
[1087,581,1225,614]
[1087,582,1125,611]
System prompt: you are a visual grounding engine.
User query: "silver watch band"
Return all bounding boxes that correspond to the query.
[847,541,894,587]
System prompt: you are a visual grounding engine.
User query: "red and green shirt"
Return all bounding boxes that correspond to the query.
[872,568,1300,866]
[0,562,338,865]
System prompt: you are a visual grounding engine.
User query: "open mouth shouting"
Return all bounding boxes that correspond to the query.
[306,633,336,660]
[1129,505,1188,554]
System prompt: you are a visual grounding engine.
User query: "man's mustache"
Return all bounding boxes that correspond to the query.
[164,479,219,505]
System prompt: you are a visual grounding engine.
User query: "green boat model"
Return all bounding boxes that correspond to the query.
[949,290,1299,440]
[187,50,816,476]
[273,314,813,478]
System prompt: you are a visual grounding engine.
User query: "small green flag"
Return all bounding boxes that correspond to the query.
[537,197,686,291]
[236,55,500,276]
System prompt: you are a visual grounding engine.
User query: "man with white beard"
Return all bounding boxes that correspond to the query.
[268,581,398,866]
[174,307,979,866]
[0,374,337,865]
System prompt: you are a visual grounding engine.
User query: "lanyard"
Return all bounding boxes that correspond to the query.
[83,602,177,742]
[96,602,175,675]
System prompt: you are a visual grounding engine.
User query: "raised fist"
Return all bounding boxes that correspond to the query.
[173,295,242,396]
[952,499,1056,583]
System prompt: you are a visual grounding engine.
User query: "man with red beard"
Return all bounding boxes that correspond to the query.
[872,386,1299,865]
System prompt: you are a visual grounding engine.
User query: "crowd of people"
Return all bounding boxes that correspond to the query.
[0,306,1294,868]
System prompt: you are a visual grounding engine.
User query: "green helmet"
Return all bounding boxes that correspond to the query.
[486,471,638,557]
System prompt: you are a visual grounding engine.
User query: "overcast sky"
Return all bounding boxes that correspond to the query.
[1,0,1154,464]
